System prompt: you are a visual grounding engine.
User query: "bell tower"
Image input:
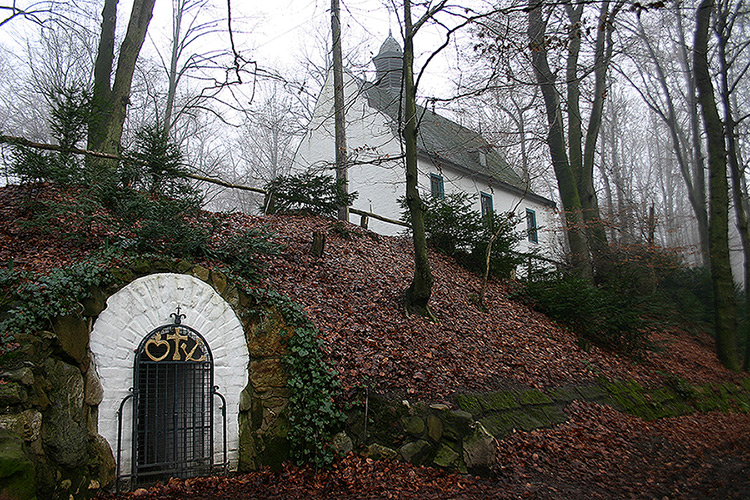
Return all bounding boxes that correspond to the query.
[373,31,403,93]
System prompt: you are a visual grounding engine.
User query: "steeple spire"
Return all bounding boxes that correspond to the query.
[373,33,403,93]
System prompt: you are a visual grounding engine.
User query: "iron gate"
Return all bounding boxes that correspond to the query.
[116,308,227,490]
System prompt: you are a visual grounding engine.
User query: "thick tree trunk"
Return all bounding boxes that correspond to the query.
[88,0,156,172]
[715,2,750,371]
[581,0,616,260]
[694,0,740,371]
[403,0,434,318]
[528,0,592,279]
[331,0,348,221]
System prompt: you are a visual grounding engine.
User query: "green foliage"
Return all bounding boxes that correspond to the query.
[518,273,647,356]
[228,281,345,468]
[265,172,357,217]
[121,125,187,196]
[401,192,522,278]
[9,86,91,187]
[0,256,112,351]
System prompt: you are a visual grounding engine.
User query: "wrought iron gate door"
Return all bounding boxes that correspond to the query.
[131,314,215,483]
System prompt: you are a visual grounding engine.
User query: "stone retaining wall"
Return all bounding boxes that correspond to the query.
[338,377,750,475]
[0,259,294,500]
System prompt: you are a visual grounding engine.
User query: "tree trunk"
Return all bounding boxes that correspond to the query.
[88,0,156,173]
[331,0,349,221]
[403,0,434,318]
[694,0,740,371]
[715,1,750,371]
[528,0,592,280]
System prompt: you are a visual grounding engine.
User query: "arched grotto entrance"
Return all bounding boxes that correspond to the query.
[89,273,249,487]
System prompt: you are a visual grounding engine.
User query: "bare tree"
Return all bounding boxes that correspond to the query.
[694,0,740,371]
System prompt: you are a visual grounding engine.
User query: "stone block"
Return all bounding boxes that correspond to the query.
[364,443,398,461]
[0,429,36,500]
[401,416,425,437]
[519,390,553,406]
[84,368,103,406]
[0,411,41,443]
[426,415,443,442]
[399,440,432,465]
[52,314,89,364]
[250,359,286,393]
[480,391,520,411]
[463,421,496,475]
[2,368,34,387]
[432,443,460,468]
[0,381,26,407]
[331,432,353,455]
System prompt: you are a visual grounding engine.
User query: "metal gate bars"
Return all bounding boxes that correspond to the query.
[116,308,227,490]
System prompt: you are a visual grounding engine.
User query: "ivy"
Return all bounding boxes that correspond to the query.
[0,253,114,353]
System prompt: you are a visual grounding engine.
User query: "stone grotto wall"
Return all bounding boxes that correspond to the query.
[0,259,293,500]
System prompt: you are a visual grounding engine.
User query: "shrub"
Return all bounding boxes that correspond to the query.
[264,172,357,217]
[401,192,522,278]
[519,272,647,355]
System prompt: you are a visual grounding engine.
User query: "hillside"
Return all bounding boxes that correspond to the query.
[3,184,750,499]
[0,183,742,399]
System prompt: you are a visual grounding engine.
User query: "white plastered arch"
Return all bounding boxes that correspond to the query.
[89,273,249,474]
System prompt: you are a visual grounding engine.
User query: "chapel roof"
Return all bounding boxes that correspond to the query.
[362,81,554,206]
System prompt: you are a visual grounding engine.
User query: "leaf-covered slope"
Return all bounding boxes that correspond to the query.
[0,184,740,402]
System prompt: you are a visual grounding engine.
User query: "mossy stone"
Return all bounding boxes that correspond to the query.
[41,359,87,468]
[81,286,107,318]
[0,381,25,407]
[87,433,115,490]
[175,260,193,274]
[0,429,37,500]
[577,385,608,401]
[548,387,578,403]
[401,416,425,437]
[211,271,228,295]
[480,391,520,411]
[249,359,286,392]
[541,405,569,426]
[192,266,210,282]
[454,394,482,416]
[432,442,460,468]
[479,414,515,439]
[247,308,290,357]
[442,410,473,441]
[52,315,89,364]
[256,434,289,470]
[398,440,432,465]
[510,408,549,431]
[519,390,552,406]
[131,259,151,274]
[364,443,398,461]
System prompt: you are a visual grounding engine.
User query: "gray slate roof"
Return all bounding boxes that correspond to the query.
[361,82,554,207]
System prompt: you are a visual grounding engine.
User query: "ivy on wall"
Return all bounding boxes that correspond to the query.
[0,253,345,468]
